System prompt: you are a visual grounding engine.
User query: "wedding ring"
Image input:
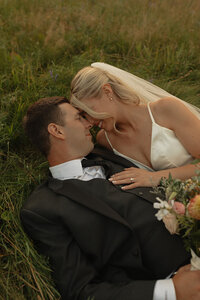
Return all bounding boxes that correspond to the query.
[130,177,135,182]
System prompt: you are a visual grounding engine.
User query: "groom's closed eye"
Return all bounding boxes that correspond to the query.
[81,112,94,122]
[80,113,87,120]
[82,113,99,126]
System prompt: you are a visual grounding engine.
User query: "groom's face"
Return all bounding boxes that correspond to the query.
[59,103,94,156]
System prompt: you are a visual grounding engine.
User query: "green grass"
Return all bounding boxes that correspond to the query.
[1,0,200,298]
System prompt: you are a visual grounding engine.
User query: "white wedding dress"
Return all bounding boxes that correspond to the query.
[105,103,194,171]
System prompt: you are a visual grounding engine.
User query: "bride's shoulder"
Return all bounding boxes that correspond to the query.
[150,97,187,126]
[152,97,184,115]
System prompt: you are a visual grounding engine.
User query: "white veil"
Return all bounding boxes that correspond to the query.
[91,62,200,119]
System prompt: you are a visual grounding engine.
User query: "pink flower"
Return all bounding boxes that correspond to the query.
[188,195,200,220]
[173,201,185,215]
[163,213,179,235]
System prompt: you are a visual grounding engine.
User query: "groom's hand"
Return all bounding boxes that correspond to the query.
[172,264,200,300]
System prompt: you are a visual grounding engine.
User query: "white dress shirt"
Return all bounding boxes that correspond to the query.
[49,158,176,300]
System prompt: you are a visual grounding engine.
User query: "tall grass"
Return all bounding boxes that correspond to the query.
[1,0,200,298]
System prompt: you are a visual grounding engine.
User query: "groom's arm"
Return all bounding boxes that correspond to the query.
[21,208,156,300]
[21,208,200,300]
[154,267,200,300]
[172,265,200,300]
[154,279,176,300]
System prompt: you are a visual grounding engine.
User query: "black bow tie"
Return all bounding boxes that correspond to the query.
[81,159,107,168]
[81,158,125,178]
[82,158,116,178]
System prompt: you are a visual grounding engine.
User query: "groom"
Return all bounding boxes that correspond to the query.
[21,96,200,300]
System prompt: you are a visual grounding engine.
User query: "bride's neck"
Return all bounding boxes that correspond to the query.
[114,103,146,132]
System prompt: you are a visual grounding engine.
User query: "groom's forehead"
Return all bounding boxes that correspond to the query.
[59,103,79,116]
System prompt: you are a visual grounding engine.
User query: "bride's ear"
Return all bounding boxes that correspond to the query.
[48,123,65,140]
[102,83,112,94]
[102,84,113,101]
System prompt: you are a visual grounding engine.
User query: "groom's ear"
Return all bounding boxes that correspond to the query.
[47,123,65,140]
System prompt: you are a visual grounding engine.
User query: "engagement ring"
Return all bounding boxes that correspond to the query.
[130,178,135,182]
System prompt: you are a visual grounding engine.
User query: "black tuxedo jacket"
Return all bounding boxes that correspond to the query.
[21,146,190,300]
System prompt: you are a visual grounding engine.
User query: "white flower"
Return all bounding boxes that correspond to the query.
[153,197,172,209]
[154,197,172,221]
[155,209,170,221]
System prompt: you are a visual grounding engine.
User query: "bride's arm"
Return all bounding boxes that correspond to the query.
[109,163,199,189]
[153,97,200,159]
[109,98,200,189]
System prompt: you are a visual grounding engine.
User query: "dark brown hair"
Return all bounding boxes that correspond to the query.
[23,96,69,156]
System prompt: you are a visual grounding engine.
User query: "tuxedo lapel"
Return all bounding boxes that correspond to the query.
[90,146,135,169]
[48,177,132,231]
[90,146,157,205]
[48,146,156,231]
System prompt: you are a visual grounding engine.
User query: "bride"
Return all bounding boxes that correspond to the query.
[70,62,200,189]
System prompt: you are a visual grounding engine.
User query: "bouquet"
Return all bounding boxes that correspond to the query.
[153,172,200,270]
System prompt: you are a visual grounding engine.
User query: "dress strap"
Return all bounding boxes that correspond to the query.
[104,131,114,150]
[147,102,156,123]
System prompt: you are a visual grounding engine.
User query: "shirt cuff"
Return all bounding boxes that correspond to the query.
[153,279,176,300]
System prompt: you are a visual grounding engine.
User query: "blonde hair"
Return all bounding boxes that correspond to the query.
[70,66,142,120]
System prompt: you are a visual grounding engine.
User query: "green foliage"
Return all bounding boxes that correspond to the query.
[1,0,200,298]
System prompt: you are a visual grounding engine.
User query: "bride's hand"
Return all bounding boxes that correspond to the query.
[109,167,160,189]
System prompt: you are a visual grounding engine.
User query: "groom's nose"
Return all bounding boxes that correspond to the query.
[82,117,93,129]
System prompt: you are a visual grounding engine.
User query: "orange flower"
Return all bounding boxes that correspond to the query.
[188,195,200,220]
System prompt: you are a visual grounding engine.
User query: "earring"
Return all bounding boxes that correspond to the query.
[109,96,113,101]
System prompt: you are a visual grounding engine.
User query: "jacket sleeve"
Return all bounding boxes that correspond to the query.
[20,208,156,300]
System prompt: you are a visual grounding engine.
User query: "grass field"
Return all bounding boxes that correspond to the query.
[0,0,200,299]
